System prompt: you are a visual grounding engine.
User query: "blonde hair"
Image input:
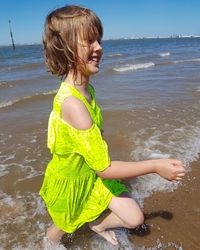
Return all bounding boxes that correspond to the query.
[43,5,103,79]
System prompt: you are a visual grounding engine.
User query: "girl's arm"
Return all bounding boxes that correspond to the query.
[61,99,185,182]
[96,159,186,181]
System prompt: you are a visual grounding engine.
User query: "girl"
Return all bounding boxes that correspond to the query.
[40,5,185,247]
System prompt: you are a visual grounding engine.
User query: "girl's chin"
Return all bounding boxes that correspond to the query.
[87,65,100,75]
[77,65,100,77]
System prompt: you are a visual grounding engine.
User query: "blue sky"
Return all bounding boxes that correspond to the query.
[1,0,200,45]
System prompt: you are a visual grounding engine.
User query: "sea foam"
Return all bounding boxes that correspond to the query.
[113,62,155,72]
[159,52,170,57]
[107,53,125,58]
[173,57,200,64]
[0,89,57,108]
[128,122,200,207]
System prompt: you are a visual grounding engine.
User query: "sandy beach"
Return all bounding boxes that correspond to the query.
[103,110,200,250]
[132,157,200,250]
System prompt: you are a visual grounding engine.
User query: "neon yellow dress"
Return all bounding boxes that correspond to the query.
[39,82,128,233]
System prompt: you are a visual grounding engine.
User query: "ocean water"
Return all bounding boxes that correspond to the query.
[0,38,200,249]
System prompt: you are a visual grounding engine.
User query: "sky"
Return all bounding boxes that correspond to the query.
[0,0,200,45]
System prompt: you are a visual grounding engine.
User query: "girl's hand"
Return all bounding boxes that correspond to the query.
[154,159,186,181]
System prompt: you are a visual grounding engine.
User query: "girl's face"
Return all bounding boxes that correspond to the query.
[77,35,103,77]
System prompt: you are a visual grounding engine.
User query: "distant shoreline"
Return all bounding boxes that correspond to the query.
[104,35,200,41]
[1,36,200,47]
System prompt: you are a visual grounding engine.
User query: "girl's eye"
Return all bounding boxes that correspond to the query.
[88,39,94,44]
[88,39,102,45]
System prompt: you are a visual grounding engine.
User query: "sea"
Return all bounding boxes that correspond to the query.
[0,38,200,249]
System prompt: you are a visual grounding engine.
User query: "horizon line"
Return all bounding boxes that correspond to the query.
[1,35,200,47]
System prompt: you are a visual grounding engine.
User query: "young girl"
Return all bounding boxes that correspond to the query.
[40,5,185,247]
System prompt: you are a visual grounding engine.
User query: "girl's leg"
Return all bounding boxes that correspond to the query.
[89,193,144,245]
[46,224,65,244]
[108,193,144,229]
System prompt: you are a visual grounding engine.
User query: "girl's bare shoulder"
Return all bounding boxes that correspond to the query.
[61,96,93,130]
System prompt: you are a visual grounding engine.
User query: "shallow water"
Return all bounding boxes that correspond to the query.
[0,38,200,249]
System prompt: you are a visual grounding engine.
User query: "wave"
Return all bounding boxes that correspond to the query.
[0,81,13,88]
[130,122,200,207]
[18,62,44,70]
[0,89,57,109]
[196,87,200,92]
[107,53,126,58]
[159,52,170,57]
[173,57,200,64]
[0,66,12,73]
[111,56,200,73]
[113,62,155,72]
[154,57,200,68]
[0,62,44,73]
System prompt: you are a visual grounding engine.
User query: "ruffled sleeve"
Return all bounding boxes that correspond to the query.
[71,124,110,172]
[47,111,110,172]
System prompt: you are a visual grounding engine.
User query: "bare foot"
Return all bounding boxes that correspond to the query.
[43,236,64,250]
[89,223,118,246]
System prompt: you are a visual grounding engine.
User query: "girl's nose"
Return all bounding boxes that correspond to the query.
[93,40,102,51]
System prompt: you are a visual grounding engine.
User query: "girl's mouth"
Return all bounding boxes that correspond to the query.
[88,56,101,63]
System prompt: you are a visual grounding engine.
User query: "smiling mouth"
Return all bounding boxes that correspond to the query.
[88,56,101,64]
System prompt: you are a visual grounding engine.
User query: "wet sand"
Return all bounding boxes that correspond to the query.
[103,111,200,249]
[132,157,200,250]
[60,157,200,250]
